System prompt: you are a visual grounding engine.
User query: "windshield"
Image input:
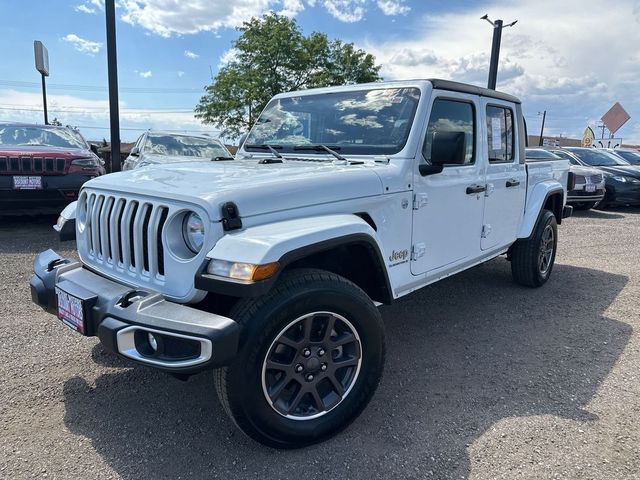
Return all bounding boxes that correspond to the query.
[144,134,229,158]
[566,148,630,166]
[614,150,640,165]
[525,149,560,160]
[245,87,421,155]
[0,125,87,149]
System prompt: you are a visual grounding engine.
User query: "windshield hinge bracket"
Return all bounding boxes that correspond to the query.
[221,202,242,231]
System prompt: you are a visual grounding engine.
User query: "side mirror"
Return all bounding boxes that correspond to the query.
[419,164,444,176]
[90,144,99,155]
[431,131,467,166]
[130,146,140,156]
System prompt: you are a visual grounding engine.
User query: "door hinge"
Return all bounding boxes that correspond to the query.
[413,193,428,210]
[411,243,426,260]
[481,224,492,238]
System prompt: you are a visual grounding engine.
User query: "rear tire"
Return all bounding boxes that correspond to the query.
[214,268,385,448]
[511,210,557,287]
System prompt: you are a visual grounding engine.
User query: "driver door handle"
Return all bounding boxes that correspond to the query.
[466,184,486,195]
[506,179,520,188]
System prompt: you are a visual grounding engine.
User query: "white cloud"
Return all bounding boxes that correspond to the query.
[119,0,276,37]
[139,70,153,78]
[177,71,186,77]
[62,34,103,55]
[218,48,239,68]
[184,50,199,59]
[279,0,305,17]
[363,0,640,141]
[117,0,396,35]
[322,0,366,22]
[376,0,409,15]
[74,0,104,14]
[74,4,96,13]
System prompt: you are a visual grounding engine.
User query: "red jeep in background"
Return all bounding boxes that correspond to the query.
[0,122,105,215]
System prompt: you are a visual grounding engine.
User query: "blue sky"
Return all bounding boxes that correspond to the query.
[1,0,639,143]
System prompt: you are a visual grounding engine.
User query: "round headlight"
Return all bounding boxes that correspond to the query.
[182,212,205,253]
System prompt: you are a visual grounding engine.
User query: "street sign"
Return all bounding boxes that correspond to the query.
[601,102,630,134]
[593,138,623,149]
[34,41,49,77]
[582,127,595,147]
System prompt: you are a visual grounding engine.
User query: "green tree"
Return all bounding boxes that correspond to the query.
[195,13,382,137]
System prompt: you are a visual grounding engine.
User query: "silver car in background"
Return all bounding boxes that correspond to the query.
[526,148,605,210]
[123,131,233,170]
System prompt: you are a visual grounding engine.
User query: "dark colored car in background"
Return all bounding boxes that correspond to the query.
[551,147,640,208]
[604,148,640,166]
[526,147,605,210]
[0,122,105,215]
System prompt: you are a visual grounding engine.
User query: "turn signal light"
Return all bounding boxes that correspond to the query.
[206,259,280,282]
[252,262,280,281]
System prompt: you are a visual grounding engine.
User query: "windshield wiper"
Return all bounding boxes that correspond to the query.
[212,156,234,161]
[293,144,347,162]
[244,143,283,158]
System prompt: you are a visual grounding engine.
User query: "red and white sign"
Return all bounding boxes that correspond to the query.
[602,102,630,134]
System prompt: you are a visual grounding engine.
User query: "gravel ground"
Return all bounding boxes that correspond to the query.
[1,208,639,480]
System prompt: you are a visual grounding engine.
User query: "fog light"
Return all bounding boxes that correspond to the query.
[148,332,158,351]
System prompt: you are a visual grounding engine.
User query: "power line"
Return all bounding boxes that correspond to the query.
[0,106,195,114]
[0,79,204,94]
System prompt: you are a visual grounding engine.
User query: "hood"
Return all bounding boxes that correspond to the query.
[85,158,385,220]
[142,153,215,164]
[597,165,640,178]
[0,145,92,158]
[570,165,602,176]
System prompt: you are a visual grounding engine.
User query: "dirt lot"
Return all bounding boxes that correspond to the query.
[1,208,639,480]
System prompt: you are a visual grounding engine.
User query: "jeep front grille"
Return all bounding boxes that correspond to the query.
[0,156,67,174]
[84,192,169,279]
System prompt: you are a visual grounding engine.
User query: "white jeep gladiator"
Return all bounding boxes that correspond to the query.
[31,79,572,448]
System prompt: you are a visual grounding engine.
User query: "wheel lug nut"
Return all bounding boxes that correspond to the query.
[295,364,303,373]
[320,363,327,371]
[318,348,325,356]
[302,348,311,357]
[306,374,314,382]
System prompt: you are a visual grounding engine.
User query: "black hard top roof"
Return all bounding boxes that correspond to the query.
[429,79,521,104]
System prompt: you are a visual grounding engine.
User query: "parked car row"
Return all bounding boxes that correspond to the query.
[525,146,640,210]
[0,122,105,215]
[0,122,230,215]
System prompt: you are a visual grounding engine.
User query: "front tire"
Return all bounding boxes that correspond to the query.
[214,268,385,448]
[510,209,558,287]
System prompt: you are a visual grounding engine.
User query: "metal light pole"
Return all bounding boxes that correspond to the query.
[105,0,121,172]
[481,15,517,90]
[538,110,547,146]
[34,41,50,125]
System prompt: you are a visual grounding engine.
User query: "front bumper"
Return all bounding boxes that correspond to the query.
[30,249,240,374]
[604,182,640,206]
[567,186,605,203]
[0,173,93,214]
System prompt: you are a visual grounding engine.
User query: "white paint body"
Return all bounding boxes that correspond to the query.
[74,80,569,304]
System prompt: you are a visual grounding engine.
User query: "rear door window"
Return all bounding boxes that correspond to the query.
[486,106,514,163]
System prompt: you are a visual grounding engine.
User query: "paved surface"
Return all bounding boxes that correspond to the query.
[1,208,639,480]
